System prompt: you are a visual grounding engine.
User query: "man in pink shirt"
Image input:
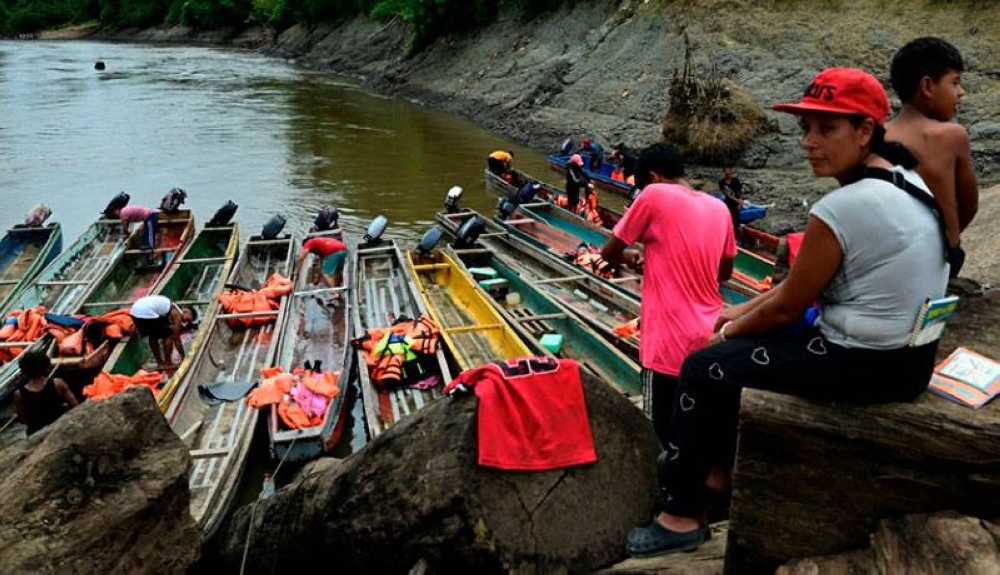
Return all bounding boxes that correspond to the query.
[113,204,159,259]
[601,144,736,447]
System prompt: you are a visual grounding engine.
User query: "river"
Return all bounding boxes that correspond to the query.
[0,40,553,242]
[0,40,565,516]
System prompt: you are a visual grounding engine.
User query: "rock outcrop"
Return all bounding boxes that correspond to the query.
[0,387,199,574]
[779,512,1000,574]
[219,369,660,574]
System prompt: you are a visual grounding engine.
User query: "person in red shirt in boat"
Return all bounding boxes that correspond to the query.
[296,236,348,297]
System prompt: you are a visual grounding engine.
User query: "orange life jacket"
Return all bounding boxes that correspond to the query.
[83,369,162,401]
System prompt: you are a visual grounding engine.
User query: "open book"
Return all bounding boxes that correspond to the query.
[928,347,1000,408]
[908,295,959,347]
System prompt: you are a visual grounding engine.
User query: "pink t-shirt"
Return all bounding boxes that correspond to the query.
[614,184,736,375]
[119,205,154,222]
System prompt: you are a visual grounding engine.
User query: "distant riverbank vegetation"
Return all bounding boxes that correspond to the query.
[0,0,575,52]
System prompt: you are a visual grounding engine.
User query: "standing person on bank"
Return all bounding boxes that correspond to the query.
[601,143,736,448]
[625,68,949,557]
[565,154,590,209]
[886,37,978,277]
[718,165,744,241]
[129,295,197,371]
[14,350,79,436]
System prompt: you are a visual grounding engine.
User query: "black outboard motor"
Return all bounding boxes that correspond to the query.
[312,205,339,232]
[559,138,574,155]
[102,191,130,217]
[626,185,642,209]
[497,197,518,220]
[207,200,239,227]
[444,186,463,214]
[23,205,52,227]
[416,228,443,258]
[364,215,388,244]
[159,187,187,214]
[94,60,105,71]
[453,216,485,250]
[260,214,286,240]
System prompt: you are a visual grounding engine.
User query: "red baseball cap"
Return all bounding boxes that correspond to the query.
[773,68,890,125]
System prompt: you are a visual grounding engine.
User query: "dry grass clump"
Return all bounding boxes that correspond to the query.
[662,39,767,164]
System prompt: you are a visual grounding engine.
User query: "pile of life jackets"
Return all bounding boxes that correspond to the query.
[56,309,135,357]
[572,244,615,279]
[0,307,135,362]
[555,190,604,227]
[0,307,48,363]
[83,369,162,401]
[217,273,293,329]
[246,366,340,430]
[354,314,442,390]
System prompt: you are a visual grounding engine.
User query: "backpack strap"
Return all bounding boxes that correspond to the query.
[860,167,949,257]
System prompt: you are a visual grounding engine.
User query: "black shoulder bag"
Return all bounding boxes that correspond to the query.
[861,167,965,279]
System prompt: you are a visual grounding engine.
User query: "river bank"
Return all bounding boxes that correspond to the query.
[43,1,1000,238]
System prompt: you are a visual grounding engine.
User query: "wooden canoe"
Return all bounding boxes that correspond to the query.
[269,229,353,462]
[164,234,296,540]
[100,223,240,411]
[492,206,644,296]
[0,219,129,399]
[354,239,453,440]
[0,222,63,313]
[512,200,769,299]
[448,245,642,401]
[485,168,623,229]
[438,210,641,361]
[545,153,769,224]
[406,248,531,372]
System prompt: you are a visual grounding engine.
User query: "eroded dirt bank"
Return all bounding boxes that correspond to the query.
[90,0,999,235]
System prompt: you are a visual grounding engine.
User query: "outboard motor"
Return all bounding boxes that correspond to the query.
[207,200,239,227]
[497,197,518,220]
[102,191,130,217]
[260,214,286,240]
[364,215,388,244]
[453,216,485,250]
[159,187,187,214]
[444,186,464,214]
[626,185,642,209]
[312,205,339,232]
[24,204,52,227]
[559,138,574,155]
[416,228,443,258]
[94,60,105,71]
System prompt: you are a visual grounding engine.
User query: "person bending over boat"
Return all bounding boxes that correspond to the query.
[576,138,604,170]
[296,236,348,297]
[625,68,949,557]
[113,204,159,250]
[487,150,514,181]
[129,295,198,371]
[14,350,79,436]
[601,143,736,449]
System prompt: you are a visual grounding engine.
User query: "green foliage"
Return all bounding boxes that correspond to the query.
[2,0,577,43]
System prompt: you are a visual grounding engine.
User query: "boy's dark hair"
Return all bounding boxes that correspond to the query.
[19,350,52,379]
[891,37,964,102]
[634,143,685,189]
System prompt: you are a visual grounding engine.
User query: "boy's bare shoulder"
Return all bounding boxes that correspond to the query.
[924,121,970,145]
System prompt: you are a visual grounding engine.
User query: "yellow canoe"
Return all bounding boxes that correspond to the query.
[406,249,531,371]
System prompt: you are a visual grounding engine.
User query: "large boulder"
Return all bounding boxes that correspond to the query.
[0,387,199,574]
[219,369,660,574]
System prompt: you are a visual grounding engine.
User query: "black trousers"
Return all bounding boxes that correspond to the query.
[659,327,937,518]
[642,369,679,449]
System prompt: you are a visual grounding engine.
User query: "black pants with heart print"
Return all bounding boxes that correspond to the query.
[658,326,938,518]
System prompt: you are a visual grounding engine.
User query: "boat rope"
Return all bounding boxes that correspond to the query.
[239,435,296,575]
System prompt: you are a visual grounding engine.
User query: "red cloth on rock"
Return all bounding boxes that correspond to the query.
[443,357,597,471]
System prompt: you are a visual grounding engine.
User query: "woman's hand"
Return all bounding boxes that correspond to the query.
[715,306,743,331]
[623,249,644,271]
[706,330,724,346]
